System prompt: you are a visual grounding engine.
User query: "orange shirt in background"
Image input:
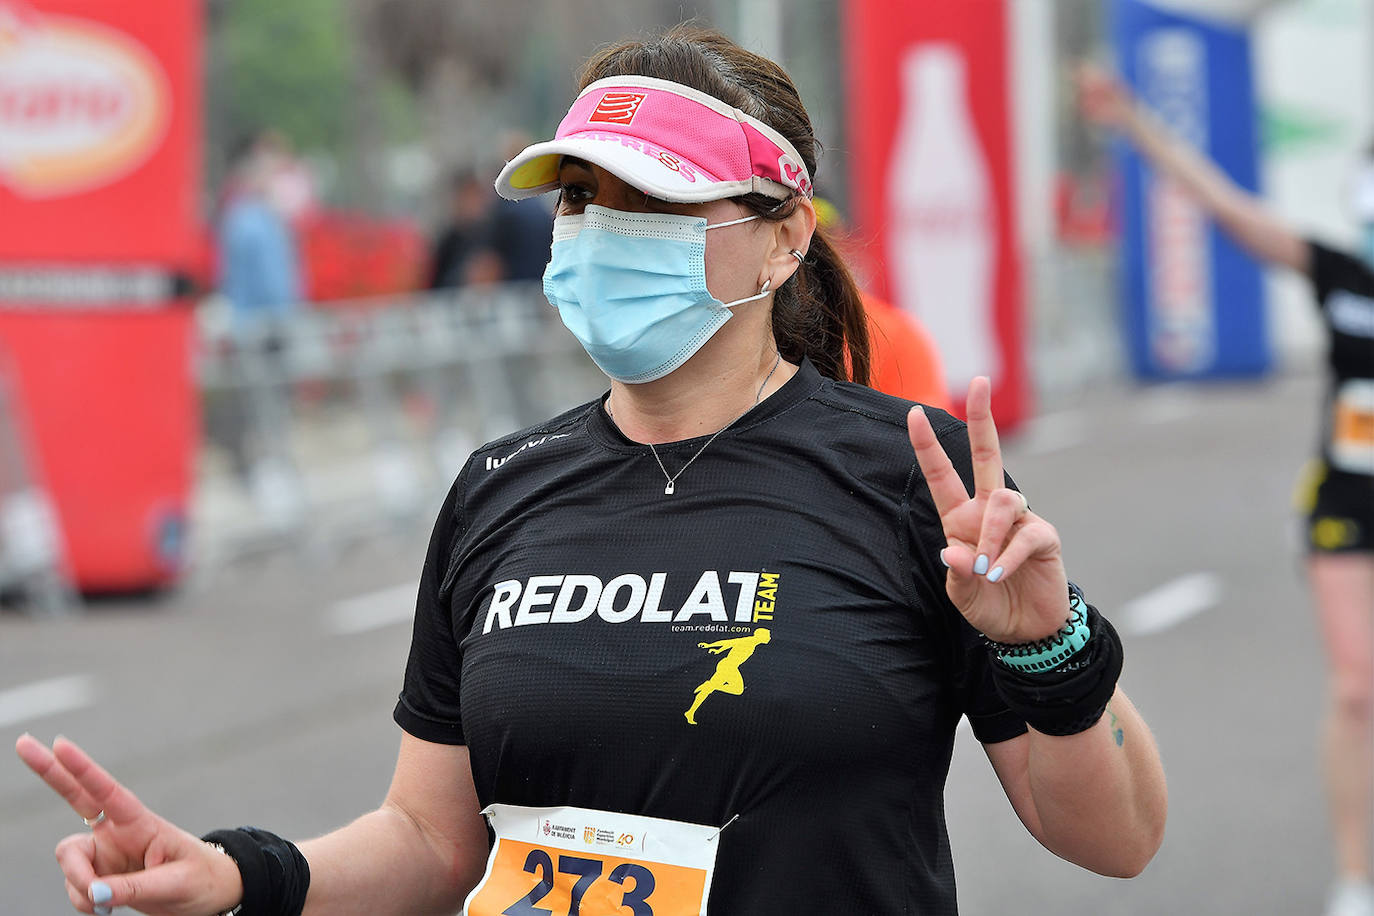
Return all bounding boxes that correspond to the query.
[863,293,950,410]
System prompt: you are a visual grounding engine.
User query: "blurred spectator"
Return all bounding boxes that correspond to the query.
[1357,141,1374,267]
[490,195,553,281]
[216,133,304,335]
[863,294,952,410]
[255,130,319,225]
[428,170,501,289]
[489,130,554,280]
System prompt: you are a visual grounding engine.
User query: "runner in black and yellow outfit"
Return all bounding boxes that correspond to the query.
[1082,66,1374,916]
[12,29,1166,916]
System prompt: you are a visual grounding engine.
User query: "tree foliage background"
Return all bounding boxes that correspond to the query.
[204,0,845,218]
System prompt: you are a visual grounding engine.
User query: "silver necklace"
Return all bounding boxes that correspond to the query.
[609,353,781,496]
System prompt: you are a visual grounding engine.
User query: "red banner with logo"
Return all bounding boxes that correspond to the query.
[0,0,199,265]
[0,0,200,592]
[843,0,1028,428]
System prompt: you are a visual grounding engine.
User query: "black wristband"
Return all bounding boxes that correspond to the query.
[988,607,1124,736]
[201,828,311,916]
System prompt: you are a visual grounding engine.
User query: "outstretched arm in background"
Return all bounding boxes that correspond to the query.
[1077,64,1309,274]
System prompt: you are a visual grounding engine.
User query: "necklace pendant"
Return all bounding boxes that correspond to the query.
[664,481,675,495]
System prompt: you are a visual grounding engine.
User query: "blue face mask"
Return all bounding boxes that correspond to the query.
[542,204,770,384]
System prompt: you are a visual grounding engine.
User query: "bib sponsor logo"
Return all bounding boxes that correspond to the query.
[467,805,717,916]
[0,7,171,198]
[542,820,576,841]
[588,91,645,125]
[480,569,777,634]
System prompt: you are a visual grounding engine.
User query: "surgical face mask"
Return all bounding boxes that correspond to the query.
[541,204,769,384]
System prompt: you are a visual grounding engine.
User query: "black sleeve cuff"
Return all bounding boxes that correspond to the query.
[967,710,1029,744]
[393,696,467,745]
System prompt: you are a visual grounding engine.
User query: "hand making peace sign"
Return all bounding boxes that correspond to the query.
[907,377,1071,645]
[14,734,242,916]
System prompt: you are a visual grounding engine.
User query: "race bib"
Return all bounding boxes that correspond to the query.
[464,804,722,916]
[1331,379,1374,475]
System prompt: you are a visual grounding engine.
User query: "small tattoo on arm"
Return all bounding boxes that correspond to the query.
[1107,705,1124,747]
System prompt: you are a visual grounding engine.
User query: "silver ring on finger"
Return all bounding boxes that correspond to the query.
[82,810,106,828]
[1012,491,1029,519]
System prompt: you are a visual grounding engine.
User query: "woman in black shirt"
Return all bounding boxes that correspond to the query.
[1082,65,1374,916]
[14,29,1167,916]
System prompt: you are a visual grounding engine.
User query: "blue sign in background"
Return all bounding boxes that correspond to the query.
[1110,0,1271,380]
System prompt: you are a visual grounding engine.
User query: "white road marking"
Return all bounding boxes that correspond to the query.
[0,675,97,730]
[1120,572,1222,636]
[326,582,418,635]
[1013,410,1088,457]
[1136,388,1197,426]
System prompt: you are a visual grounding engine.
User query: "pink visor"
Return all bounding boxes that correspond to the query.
[495,75,813,204]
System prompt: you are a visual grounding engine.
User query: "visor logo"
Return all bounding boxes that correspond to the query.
[778,155,812,197]
[588,91,645,125]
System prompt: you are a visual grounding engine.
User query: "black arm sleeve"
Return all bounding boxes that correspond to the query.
[904,411,1028,745]
[393,465,471,744]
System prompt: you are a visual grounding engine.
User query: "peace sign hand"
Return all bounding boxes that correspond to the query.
[907,377,1070,645]
[15,735,243,916]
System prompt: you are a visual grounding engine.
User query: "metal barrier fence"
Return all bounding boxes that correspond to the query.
[193,282,604,574]
[5,263,1130,607]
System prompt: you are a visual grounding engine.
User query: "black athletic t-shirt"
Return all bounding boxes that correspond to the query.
[1308,241,1374,479]
[396,359,1029,914]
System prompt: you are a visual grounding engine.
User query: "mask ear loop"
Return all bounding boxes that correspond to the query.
[704,214,762,231]
[722,278,772,309]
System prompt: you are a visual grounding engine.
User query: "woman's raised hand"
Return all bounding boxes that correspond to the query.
[15,734,243,916]
[907,377,1070,644]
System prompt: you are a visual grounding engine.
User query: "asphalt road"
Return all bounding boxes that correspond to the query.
[0,369,1348,914]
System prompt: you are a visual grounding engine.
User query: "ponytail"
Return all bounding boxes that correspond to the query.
[750,208,870,385]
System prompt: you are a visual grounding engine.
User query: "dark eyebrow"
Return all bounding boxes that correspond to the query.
[558,157,594,176]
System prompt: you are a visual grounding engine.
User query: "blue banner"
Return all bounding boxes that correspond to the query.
[1111,0,1271,379]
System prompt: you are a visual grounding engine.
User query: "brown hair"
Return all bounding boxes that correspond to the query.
[578,24,871,385]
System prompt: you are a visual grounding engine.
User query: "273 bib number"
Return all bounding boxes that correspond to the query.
[464,805,722,916]
[499,846,655,915]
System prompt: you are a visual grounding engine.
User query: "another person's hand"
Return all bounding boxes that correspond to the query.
[907,378,1070,644]
[1076,63,1134,131]
[15,735,243,916]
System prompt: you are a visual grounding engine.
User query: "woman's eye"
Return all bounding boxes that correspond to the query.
[559,183,593,204]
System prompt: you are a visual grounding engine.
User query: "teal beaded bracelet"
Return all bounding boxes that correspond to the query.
[987,585,1092,674]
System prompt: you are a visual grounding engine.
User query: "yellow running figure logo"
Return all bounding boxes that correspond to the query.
[684,628,771,725]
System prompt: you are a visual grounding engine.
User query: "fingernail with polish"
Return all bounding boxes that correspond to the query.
[987,566,1004,583]
[974,554,989,576]
[95,907,111,916]
[938,548,950,568]
[90,881,112,905]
